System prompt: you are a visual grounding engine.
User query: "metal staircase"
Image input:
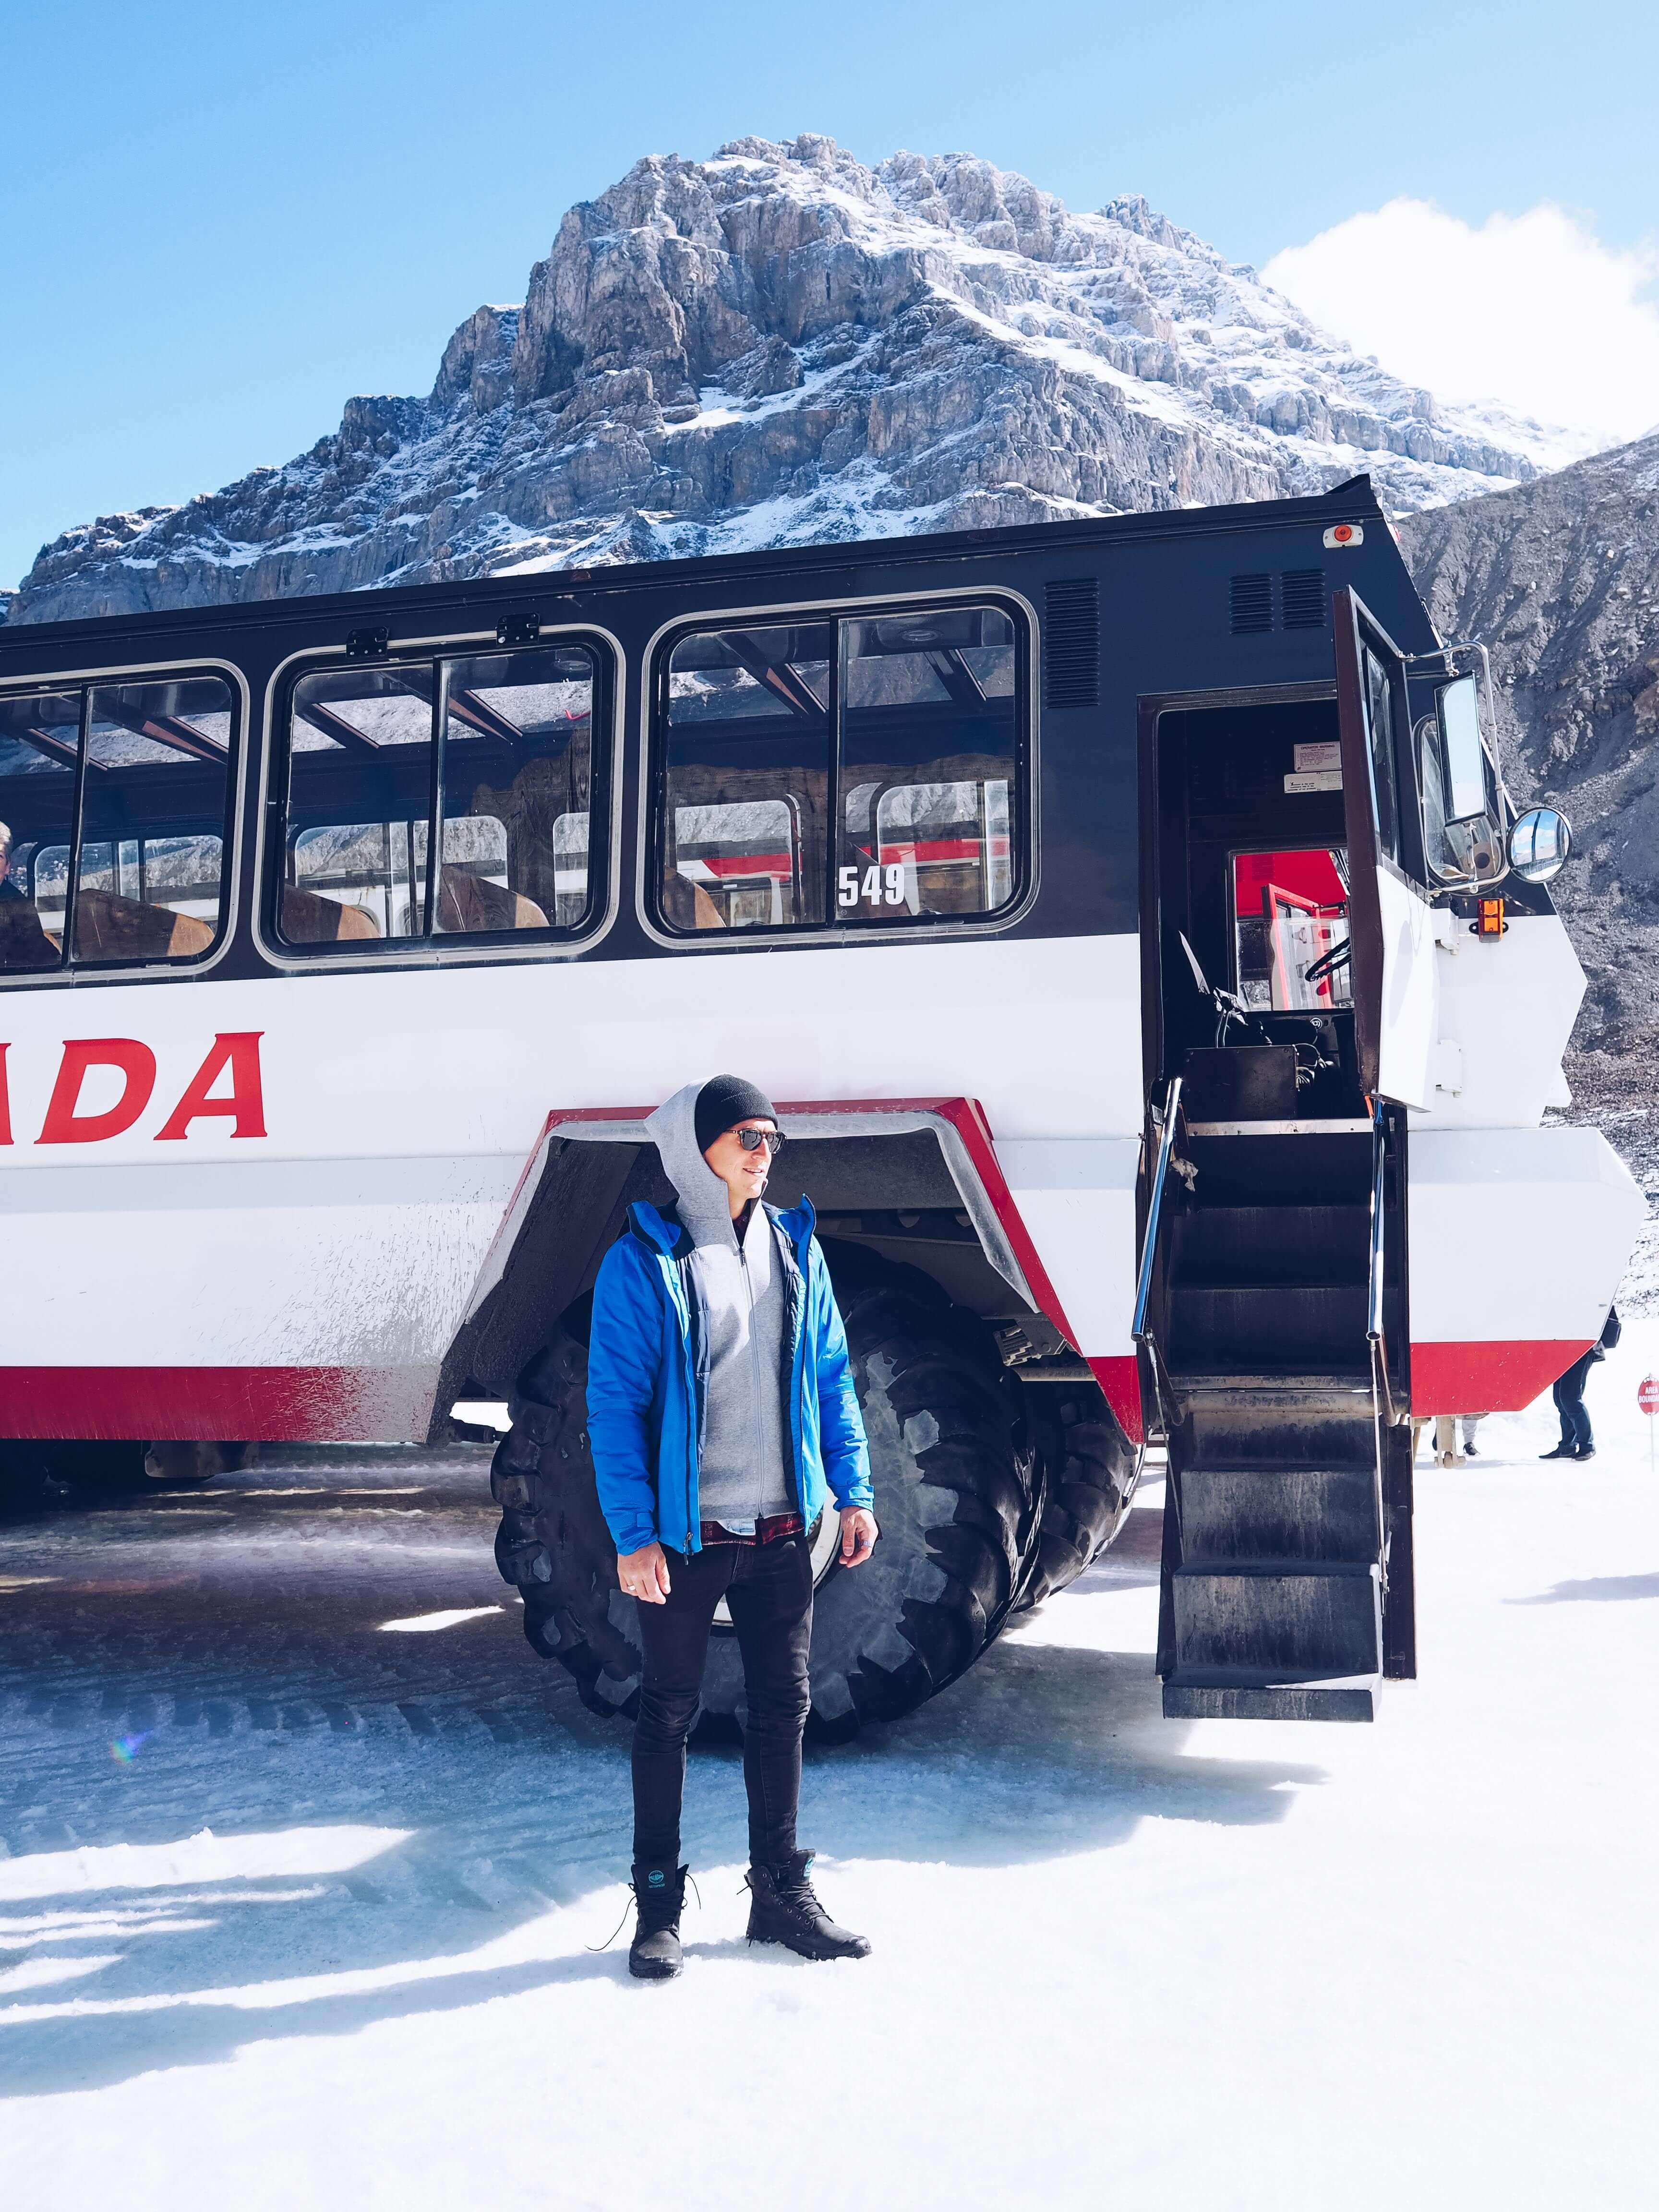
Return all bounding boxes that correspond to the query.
[1135,1080,1415,1722]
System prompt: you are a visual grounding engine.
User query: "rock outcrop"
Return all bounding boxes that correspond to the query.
[1401,431,1659,1227]
[1401,433,1659,1064]
[8,135,1579,625]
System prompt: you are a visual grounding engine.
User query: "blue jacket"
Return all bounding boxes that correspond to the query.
[586,1197,873,1557]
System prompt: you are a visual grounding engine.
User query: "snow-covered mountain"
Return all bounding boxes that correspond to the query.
[5,134,1588,625]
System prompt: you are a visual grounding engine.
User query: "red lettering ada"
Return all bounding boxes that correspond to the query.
[8,1033,265,1145]
[154,1032,266,1141]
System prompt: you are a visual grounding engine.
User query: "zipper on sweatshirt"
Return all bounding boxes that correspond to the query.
[738,1215,768,1526]
[778,1224,804,1518]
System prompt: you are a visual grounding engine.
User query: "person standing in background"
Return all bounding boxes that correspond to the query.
[1542,1306,1621,1463]
[1431,1413,1485,1466]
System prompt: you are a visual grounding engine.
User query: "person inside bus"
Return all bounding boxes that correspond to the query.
[585,1073,878,1980]
[0,819,58,969]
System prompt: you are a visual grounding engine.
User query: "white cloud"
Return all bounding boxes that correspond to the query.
[1262,199,1659,446]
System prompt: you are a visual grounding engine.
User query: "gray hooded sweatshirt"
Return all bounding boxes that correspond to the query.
[643,1082,794,1530]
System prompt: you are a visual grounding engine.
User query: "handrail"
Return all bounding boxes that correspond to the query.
[1366,1097,1387,1340]
[1367,1098,1407,1428]
[1132,1074,1182,1346]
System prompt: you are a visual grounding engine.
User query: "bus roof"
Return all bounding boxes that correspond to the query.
[0,476,1391,661]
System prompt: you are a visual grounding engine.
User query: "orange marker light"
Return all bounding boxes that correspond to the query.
[1475,896,1506,939]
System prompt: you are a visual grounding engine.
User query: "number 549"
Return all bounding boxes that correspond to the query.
[839,864,906,907]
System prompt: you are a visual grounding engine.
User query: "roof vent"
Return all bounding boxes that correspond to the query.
[1043,577,1099,708]
[1280,569,1326,630]
[1229,574,1273,634]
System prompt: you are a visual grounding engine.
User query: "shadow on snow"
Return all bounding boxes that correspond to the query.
[0,1508,1324,2095]
[1510,1571,1659,1604]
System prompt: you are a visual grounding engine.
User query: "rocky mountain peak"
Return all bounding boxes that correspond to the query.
[7,133,1593,624]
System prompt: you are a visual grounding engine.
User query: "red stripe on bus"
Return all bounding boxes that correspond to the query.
[0,1368,424,1442]
[878,839,1011,864]
[1409,1337,1591,1413]
[695,836,1011,881]
[697,853,792,878]
[1086,1356,1142,1444]
[0,1344,1591,1446]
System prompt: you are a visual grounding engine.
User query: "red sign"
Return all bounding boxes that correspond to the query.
[1639,1377,1659,1417]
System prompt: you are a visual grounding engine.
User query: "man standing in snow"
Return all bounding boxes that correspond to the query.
[1541,1305,1621,1463]
[585,1074,878,1981]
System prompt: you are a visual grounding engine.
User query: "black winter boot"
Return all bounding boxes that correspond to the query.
[745,1851,870,1961]
[629,1863,687,1980]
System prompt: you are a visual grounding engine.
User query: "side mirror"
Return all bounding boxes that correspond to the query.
[1509,807,1572,884]
[1436,675,1488,825]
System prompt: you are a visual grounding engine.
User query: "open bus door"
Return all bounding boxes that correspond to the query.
[1331,586,1440,1111]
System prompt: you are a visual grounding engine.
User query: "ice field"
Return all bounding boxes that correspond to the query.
[2,1325,1656,2210]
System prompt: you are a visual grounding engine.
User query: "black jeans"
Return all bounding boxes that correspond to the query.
[1553,1350,1598,1452]
[631,1532,813,1871]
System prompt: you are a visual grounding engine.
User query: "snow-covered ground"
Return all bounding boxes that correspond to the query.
[3,1335,1657,2211]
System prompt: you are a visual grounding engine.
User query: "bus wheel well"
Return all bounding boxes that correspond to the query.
[488,1247,1060,1735]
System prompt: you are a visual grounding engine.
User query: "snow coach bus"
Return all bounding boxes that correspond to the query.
[0,476,1640,1729]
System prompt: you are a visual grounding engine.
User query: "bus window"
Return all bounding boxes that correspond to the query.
[865,778,1012,917]
[1232,847,1353,1011]
[433,649,589,933]
[289,821,410,940]
[551,812,589,927]
[661,625,830,932]
[278,644,595,950]
[838,610,1019,922]
[0,675,235,974]
[0,692,77,971]
[653,604,1024,935]
[1359,646,1402,867]
[667,799,801,928]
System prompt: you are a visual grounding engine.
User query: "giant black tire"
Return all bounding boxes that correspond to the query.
[488,1251,1044,1738]
[488,1302,646,1722]
[799,1247,1044,1732]
[1017,1390,1139,1611]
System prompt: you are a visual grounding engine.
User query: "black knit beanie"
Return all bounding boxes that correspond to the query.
[694,1073,778,1155]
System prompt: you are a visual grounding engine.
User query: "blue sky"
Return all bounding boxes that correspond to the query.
[3,0,1655,588]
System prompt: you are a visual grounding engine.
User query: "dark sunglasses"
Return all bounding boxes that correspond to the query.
[733,1125,785,1156]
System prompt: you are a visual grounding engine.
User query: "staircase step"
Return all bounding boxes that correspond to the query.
[1162,1669,1378,1723]
[1169,1283,1369,1373]
[1172,1379,1376,1466]
[1175,1465,1380,1563]
[1171,1561,1382,1677]
[1172,1205,1369,1289]
[1183,1130,1370,1207]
